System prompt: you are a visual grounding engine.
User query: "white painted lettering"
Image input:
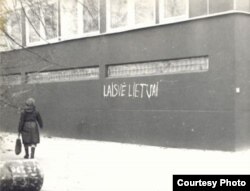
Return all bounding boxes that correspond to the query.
[103,82,159,99]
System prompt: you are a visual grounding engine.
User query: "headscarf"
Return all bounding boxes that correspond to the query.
[24,98,35,112]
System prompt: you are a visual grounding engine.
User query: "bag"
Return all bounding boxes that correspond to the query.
[15,135,22,155]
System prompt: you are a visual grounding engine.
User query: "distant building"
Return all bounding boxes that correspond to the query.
[1,0,250,151]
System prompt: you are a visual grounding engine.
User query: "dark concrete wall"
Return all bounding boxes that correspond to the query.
[1,14,246,150]
[234,14,250,150]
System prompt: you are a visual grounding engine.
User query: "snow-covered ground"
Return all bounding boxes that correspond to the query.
[1,131,250,191]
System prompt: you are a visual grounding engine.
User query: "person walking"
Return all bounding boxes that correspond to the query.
[18,98,43,159]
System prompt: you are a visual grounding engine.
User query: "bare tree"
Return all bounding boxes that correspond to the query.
[0,0,58,110]
[0,0,102,111]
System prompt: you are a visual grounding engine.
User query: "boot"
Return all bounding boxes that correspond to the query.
[31,147,35,159]
[24,146,29,159]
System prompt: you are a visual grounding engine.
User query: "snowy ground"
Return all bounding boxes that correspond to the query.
[1,131,250,191]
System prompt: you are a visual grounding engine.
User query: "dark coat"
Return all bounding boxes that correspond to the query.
[18,106,43,145]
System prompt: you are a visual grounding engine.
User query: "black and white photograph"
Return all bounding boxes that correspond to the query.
[0,0,250,190]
